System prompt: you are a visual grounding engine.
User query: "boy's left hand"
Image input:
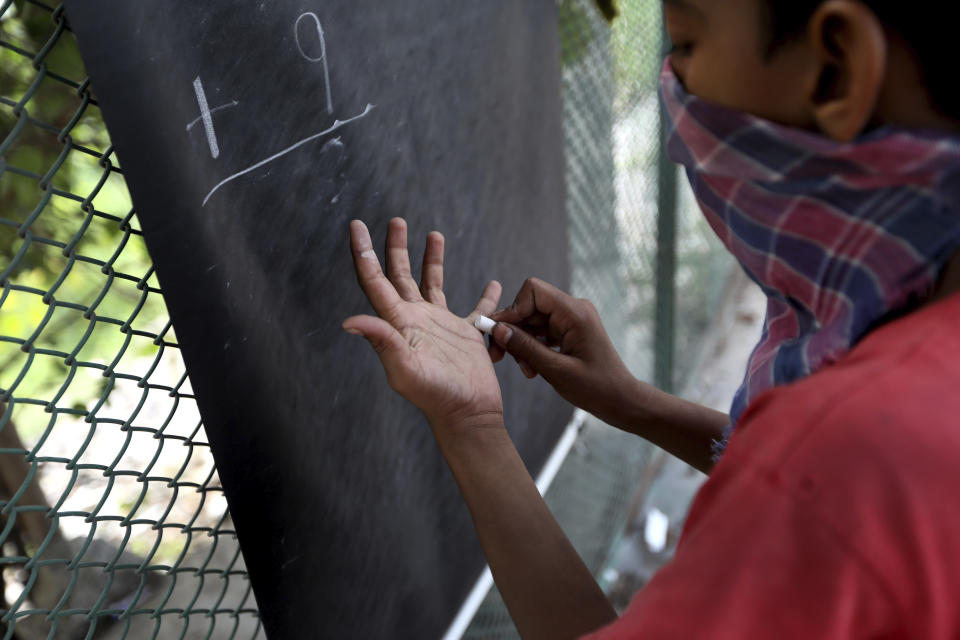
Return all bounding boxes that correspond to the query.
[342,218,504,435]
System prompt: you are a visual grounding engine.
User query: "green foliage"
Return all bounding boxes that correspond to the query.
[610,0,663,114]
[1,2,166,409]
[558,0,598,67]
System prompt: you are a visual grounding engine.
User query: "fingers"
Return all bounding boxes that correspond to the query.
[491,322,568,381]
[420,231,447,307]
[472,280,502,362]
[487,278,563,365]
[385,218,423,302]
[349,220,404,320]
[342,314,413,381]
[515,357,538,379]
[489,277,569,326]
[488,340,506,363]
[471,280,502,318]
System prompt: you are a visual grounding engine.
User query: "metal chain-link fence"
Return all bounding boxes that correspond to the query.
[2,1,733,638]
[1,2,261,638]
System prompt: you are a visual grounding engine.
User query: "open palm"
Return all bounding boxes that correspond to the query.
[342,218,503,429]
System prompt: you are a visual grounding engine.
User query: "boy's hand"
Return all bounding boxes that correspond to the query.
[342,218,504,436]
[489,278,637,426]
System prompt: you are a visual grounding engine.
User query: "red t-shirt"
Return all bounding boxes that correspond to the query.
[583,291,960,639]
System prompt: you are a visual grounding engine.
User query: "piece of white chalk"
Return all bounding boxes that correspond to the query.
[474,315,496,335]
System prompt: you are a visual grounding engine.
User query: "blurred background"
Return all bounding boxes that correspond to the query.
[0,0,762,638]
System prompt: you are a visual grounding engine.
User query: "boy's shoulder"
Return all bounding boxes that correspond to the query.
[707,293,960,628]
[733,289,960,471]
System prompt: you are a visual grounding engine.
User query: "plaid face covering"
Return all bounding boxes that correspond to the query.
[659,61,960,457]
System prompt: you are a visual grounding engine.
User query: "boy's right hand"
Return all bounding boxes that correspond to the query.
[488,278,638,426]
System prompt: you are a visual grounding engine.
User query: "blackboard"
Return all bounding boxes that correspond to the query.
[62,2,571,638]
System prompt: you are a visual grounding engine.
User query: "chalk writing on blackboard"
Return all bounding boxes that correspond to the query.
[186,100,238,132]
[189,12,374,207]
[294,12,333,116]
[201,104,373,206]
[191,76,221,159]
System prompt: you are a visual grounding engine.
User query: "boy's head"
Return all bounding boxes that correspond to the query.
[663,0,960,141]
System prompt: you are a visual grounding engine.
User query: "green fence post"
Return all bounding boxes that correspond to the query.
[654,23,677,394]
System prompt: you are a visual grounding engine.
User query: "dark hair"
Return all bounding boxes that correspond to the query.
[762,1,960,119]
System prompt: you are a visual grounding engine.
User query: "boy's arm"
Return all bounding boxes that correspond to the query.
[438,417,617,640]
[343,219,616,638]
[601,377,730,474]
[489,278,728,474]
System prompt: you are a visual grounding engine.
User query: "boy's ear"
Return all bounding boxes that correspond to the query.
[805,0,887,142]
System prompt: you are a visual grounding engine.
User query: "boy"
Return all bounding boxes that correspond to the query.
[343,0,960,637]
